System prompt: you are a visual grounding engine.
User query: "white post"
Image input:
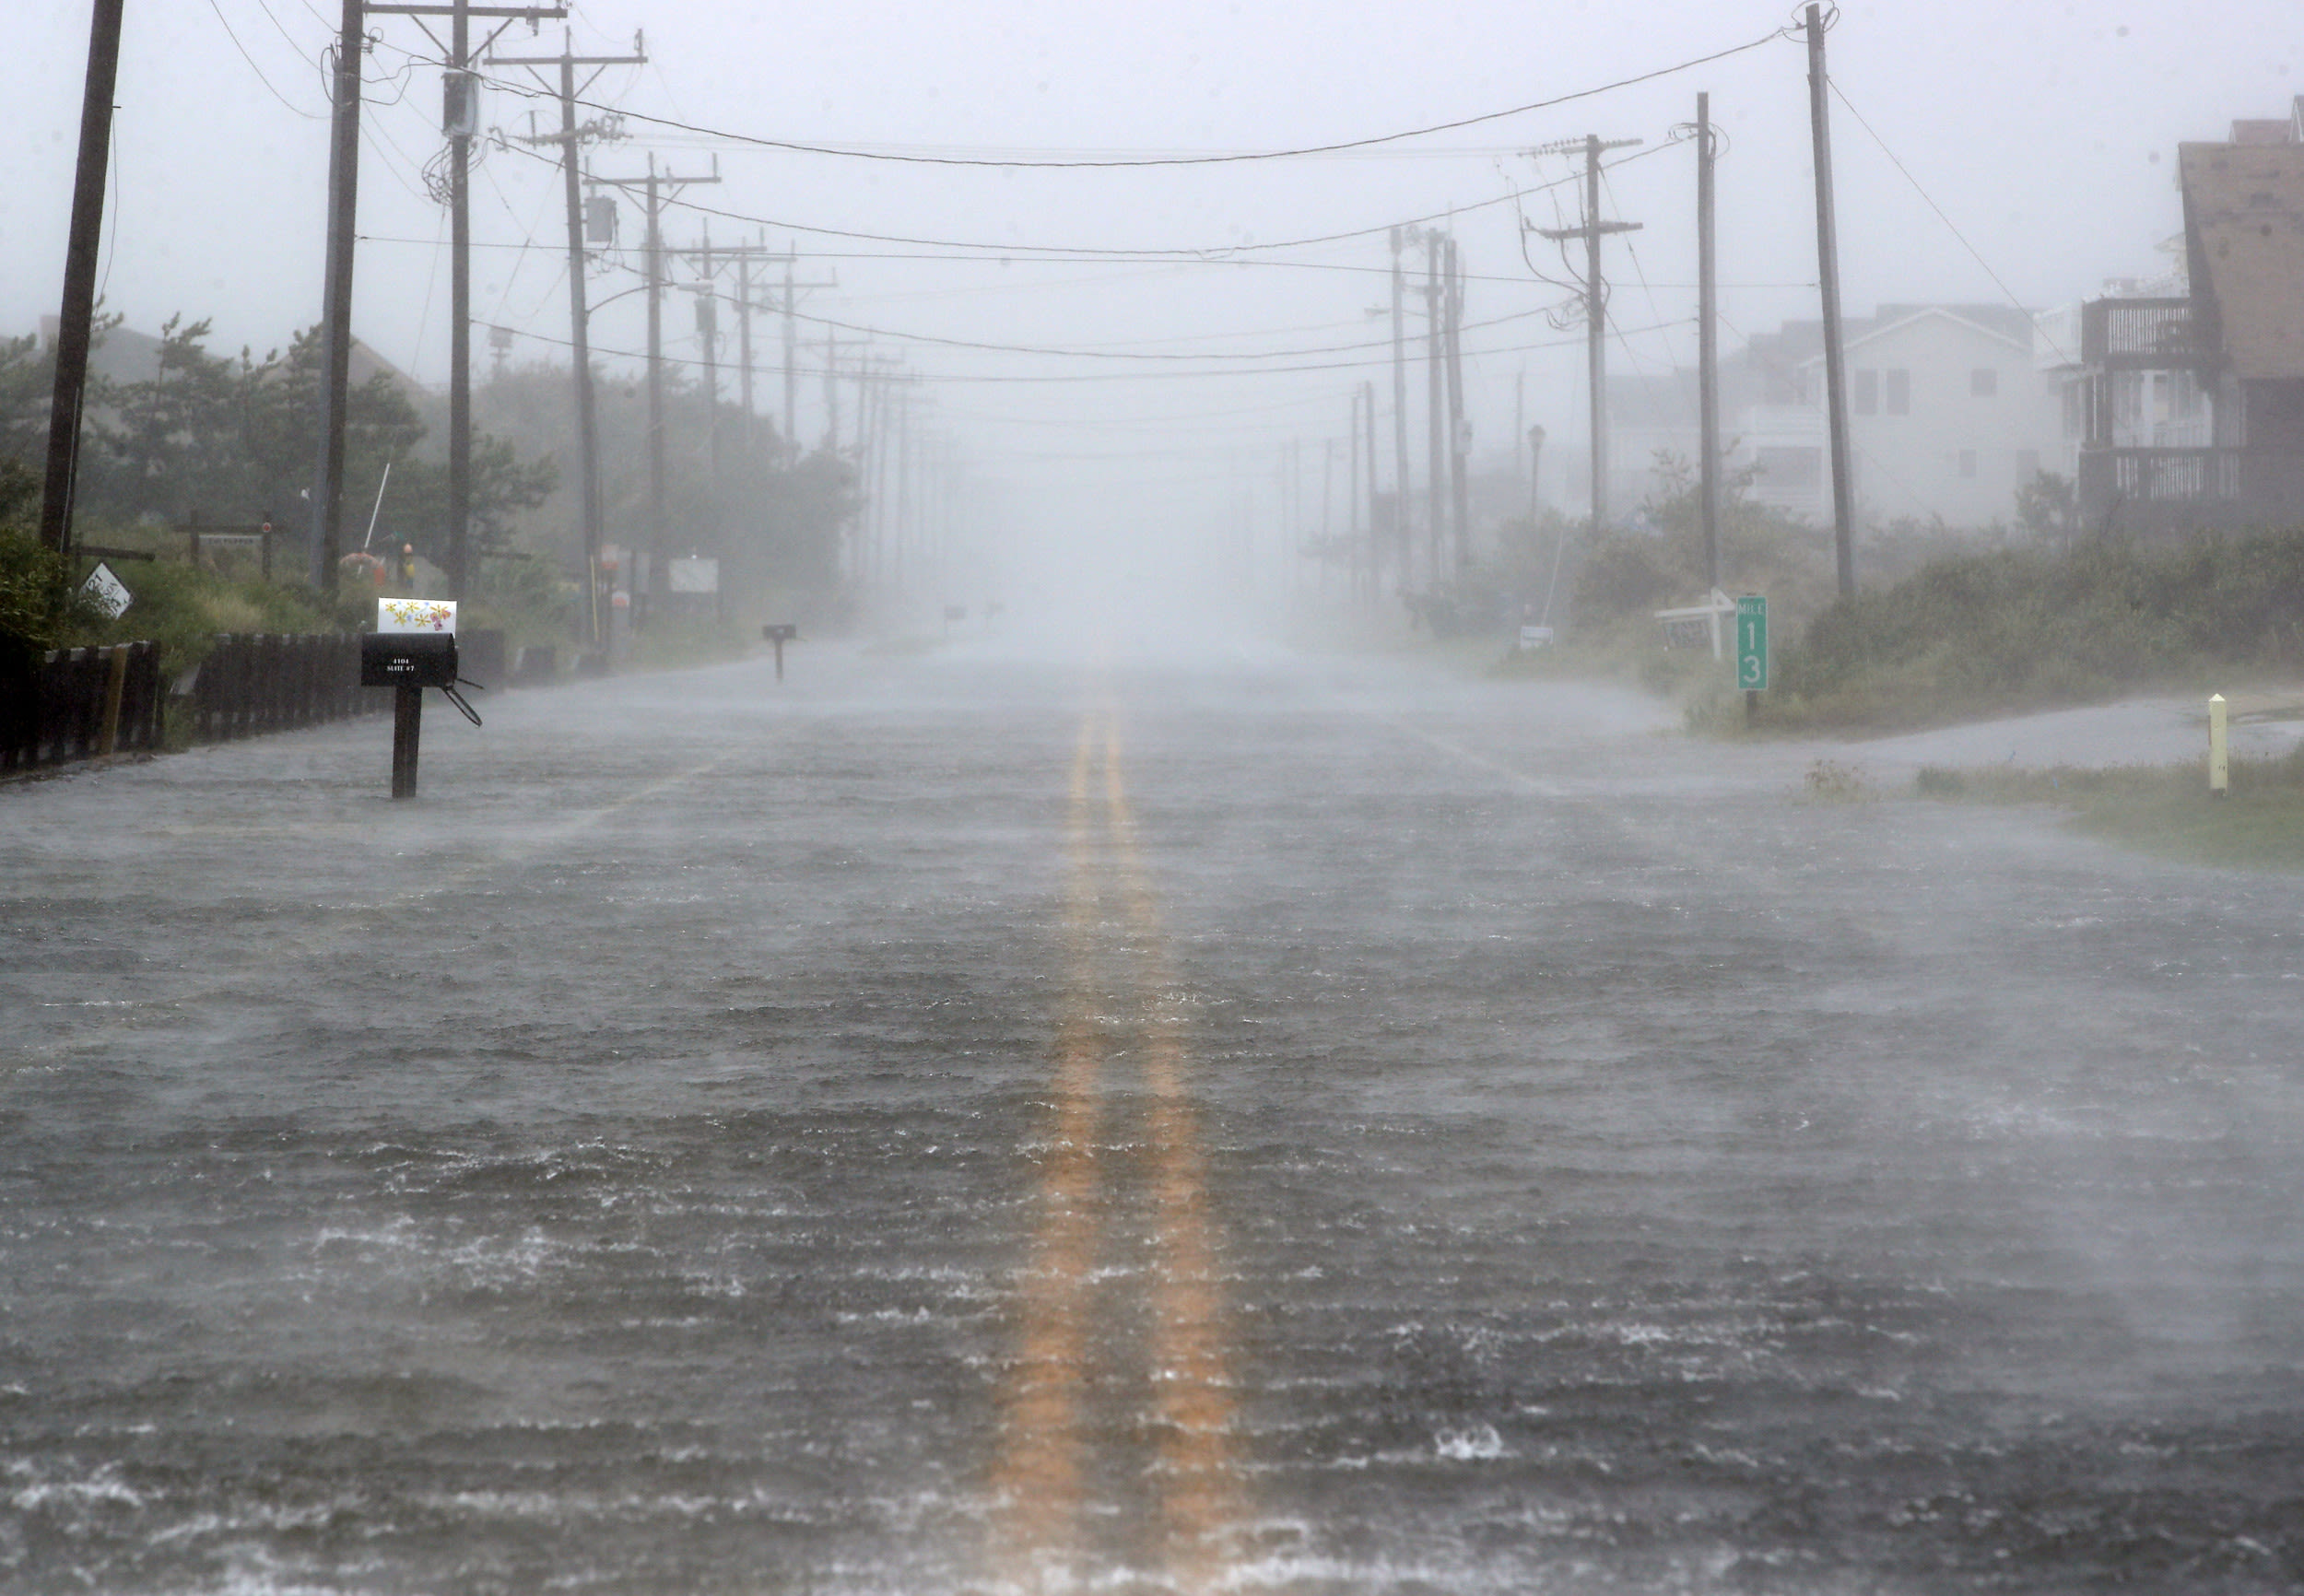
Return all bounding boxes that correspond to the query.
[2209,693,2229,796]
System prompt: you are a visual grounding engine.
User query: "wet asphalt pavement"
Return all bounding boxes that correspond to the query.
[3,641,2302,1594]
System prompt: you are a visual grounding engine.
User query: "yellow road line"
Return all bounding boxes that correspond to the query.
[988,709,1243,1592]
[988,716,1107,1585]
[1104,723,1241,1591]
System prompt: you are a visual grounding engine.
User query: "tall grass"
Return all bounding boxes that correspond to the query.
[1761,531,2304,730]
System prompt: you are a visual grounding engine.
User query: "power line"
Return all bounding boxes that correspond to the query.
[1826,77,2070,365]
[586,248,1569,362]
[467,28,1793,169]
[203,0,324,118]
[511,131,1670,261]
[360,229,1599,288]
[493,316,1688,384]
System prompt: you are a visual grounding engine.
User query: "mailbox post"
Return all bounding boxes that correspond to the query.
[362,600,464,798]
[762,623,798,683]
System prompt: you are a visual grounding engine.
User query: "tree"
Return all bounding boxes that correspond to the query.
[82,315,253,524]
[2015,469,2078,546]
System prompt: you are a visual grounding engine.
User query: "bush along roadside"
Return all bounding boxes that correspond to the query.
[1751,529,2304,733]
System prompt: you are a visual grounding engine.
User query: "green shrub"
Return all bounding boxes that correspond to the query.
[1760,528,2304,730]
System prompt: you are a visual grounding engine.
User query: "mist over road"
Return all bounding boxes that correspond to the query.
[4,645,2301,1593]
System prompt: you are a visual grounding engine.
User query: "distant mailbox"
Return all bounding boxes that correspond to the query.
[360,631,460,688]
[761,623,799,684]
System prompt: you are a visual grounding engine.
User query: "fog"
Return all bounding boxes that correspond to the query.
[10,2,2298,628]
[11,8,2304,1592]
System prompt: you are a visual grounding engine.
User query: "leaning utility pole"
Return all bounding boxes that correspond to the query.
[375,1,566,600]
[37,0,124,560]
[1534,134,1642,533]
[309,0,368,591]
[1697,92,1722,593]
[494,29,645,649]
[1444,235,1471,575]
[1806,3,1856,595]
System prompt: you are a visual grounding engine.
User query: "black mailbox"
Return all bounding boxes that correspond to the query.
[762,623,798,644]
[361,630,460,688]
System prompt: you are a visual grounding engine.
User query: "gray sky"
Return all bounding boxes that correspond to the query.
[8,2,2296,606]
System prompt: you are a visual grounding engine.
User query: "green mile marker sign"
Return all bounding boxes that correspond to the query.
[1736,594,1769,691]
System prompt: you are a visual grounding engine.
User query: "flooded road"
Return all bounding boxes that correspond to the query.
[4,644,2302,1593]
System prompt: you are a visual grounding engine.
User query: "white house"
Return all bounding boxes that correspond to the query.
[1605,303,2063,530]
[1785,305,2063,528]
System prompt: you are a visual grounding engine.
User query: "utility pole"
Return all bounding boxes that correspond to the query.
[1388,227,1412,593]
[696,227,720,492]
[494,29,645,651]
[1423,231,1444,592]
[681,236,791,463]
[737,246,757,455]
[38,0,124,561]
[590,151,718,628]
[445,6,473,599]
[1697,91,1723,594]
[375,2,565,601]
[893,382,911,585]
[309,0,367,591]
[1327,430,1346,589]
[1534,134,1642,533]
[772,258,838,462]
[1362,378,1379,606]
[1444,235,1471,576]
[1528,425,1546,522]
[1807,3,1856,595]
[1514,368,1526,514]
[822,332,841,454]
[1346,388,1361,599]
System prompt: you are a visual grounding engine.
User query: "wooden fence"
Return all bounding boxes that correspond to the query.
[182,632,386,744]
[2,642,165,774]
[3,632,388,776]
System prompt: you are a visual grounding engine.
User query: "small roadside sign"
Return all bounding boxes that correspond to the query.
[1735,594,1769,690]
[79,561,133,619]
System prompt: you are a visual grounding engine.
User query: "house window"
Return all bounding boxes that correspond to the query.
[1886,370,1910,416]
[1958,449,1979,479]
[1971,367,1998,398]
[1853,369,1879,416]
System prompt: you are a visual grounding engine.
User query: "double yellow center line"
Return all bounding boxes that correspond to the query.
[987,709,1242,1592]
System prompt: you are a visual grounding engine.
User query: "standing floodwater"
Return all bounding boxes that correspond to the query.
[3,646,2301,1593]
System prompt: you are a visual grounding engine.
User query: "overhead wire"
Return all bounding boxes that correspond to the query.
[1826,76,2072,365]
[491,315,1690,384]
[204,0,325,119]
[464,27,1793,170]
[522,135,1622,261]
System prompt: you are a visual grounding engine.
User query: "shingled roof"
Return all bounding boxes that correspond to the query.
[2181,141,2304,380]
